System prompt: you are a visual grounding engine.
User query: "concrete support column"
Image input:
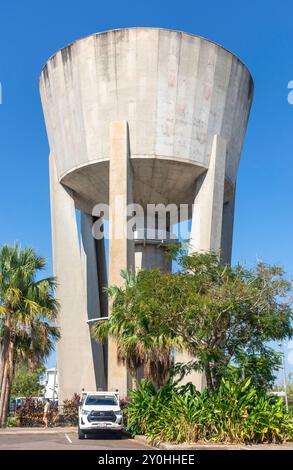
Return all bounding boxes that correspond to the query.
[81,212,107,390]
[108,121,134,397]
[177,134,227,390]
[95,225,108,319]
[95,225,108,386]
[220,190,236,265]
[49,154,97,402]
[190,134,227,253]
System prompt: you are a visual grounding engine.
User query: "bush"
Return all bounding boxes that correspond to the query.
[15,398,58,427]
[125,378,293,444]
[14,395,79,427]
[7,416,17,427]
[61,394,80,426]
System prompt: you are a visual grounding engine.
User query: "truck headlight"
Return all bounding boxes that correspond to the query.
[81,409,90,415]
[115,411,123,423]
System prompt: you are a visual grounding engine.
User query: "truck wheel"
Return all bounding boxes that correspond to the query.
[78,426,85,440]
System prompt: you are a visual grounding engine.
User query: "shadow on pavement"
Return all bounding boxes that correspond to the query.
[83,431,127,440]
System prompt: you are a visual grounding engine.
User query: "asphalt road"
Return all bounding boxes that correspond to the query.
[1,430,293,451]
[0,430,150,450]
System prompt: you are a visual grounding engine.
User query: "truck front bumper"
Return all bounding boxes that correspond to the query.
[79,418,123,432]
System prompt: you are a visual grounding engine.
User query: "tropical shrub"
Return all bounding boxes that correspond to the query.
[15,398,58,427]
[61,393,80,425]
[7,416,17,427]
[14,395,79,427]
[125,378,293,444]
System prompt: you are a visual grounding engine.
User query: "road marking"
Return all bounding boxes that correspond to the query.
[65,433,72,444]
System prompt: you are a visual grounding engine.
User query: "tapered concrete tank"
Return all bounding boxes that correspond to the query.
[40,28,253,401]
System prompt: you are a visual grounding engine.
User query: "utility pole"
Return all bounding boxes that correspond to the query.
[280,342,289,412]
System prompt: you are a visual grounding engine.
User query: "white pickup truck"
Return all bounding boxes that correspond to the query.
[78,391,123,439]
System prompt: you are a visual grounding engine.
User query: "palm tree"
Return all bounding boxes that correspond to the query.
[0,245,59,427]
[15,318,60,372]
[93,270,180,389]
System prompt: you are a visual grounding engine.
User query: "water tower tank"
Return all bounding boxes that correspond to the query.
[40,28,253,401]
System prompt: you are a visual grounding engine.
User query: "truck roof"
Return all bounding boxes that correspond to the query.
[81,391,118,395]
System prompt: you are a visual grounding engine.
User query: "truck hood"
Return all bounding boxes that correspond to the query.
[81,405,121,412]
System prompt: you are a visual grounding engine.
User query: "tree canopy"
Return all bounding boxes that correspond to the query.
[0,244,59,426]
[94,250,293,393]
[11,364,45,399]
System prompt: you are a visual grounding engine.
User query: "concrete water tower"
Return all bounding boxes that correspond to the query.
[40,28,253,402]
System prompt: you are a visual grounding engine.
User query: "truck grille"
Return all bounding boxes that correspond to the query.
[88,410,116,423]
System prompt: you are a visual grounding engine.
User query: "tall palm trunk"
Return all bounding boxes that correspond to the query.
[0,356,9,415]
[0,335,15,427]
[0,319,11,411]
[28,328,36,373]
[28,356,36,373]
[0,319,11,391]
[0,367,10,427]
[131,372,139,390]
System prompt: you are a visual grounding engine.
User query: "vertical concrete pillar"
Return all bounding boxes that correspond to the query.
[108,121,134,397]
[95,225,108,319]
[190,134,227,253]
[49,154,97,403]
[220,190,236,265]
[95,225,108,386]
[80,212,107,390]
[177,134,227,389]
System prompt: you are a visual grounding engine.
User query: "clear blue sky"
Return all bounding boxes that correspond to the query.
[0,0,292,380]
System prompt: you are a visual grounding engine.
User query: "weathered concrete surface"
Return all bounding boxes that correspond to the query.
[41,28,253,398]
[81,213,107,390]
[177,134,227,388]
[190,134,227,255]
[108,121,134,397]
[40,28,253,213]
[220,189,236,265]
[175,349,206,390]
[134,243,171,271]
[49,155,97,402]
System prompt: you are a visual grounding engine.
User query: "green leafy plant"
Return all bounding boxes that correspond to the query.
[15,398,58,427]
[11,364,45,399]
[7,415,17,427]
[93,251,293,394]
[125,377,293,444]
[61,393,80,425]
[14,395,79,427]
[93,270,179,388]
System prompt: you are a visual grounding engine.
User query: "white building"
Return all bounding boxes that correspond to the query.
[43,368,58,400]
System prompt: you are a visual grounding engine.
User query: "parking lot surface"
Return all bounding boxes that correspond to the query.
[0,429,150,450]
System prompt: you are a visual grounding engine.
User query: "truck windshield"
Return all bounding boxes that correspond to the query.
[85,395,118,406]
